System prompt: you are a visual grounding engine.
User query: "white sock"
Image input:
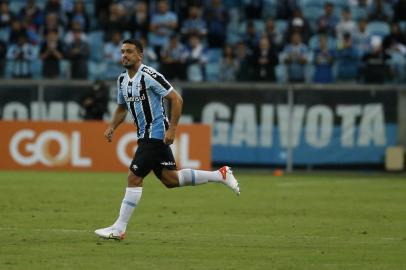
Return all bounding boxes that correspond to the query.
[178,169,223,186]
[112,187,142,232]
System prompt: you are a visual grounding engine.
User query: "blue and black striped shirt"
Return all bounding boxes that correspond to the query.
[117,64,173,140]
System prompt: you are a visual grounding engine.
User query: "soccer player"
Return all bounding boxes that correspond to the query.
[95,39,240,240]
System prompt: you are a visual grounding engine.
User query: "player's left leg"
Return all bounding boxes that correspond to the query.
[158,167,240,195]
[155,142,240,195]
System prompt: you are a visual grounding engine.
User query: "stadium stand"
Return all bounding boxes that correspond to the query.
[0,0,404,83]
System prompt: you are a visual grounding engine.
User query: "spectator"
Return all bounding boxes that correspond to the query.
[8,20,28,45]
[235,41,253,81]
[40,12,64,39]
[67,0,90,32]
[174,0,206,26]
[100,3,127,41]
[353,18,371,56]
[0,40,7,77]
[393,0,406,22]
[361,36,391,83]
[102,30,122,79]
[317,2,339,36]
[286,9,311,44]
[348,0,372,6]
[263,18,284,51]
[336,7,358,45]
[383,22,406,54]
[44,0,67,27]
[149,0,178,58]
[242,0,263,20]
[185,34,207,82]
[95,0,113,28]
[128,1,150,39]
[139,35,158,69]
[276,0,300,19]
[313,35,335,83]
[40,30,63,78]
[241,20,260,51]
[0,1,14,29]
[219,44,238,82]
[368,0,391,21]
[282,31,309,82]
[336,33,359,81]
[45,0,62,14]
[65,27,89,79]
[81,80,109,120]
[6,34,36,78]
[180,6,207,41]
[251,36,278,81]
[160,34,187,80]
[204,0,228,48]
[64,20,88,44]
[19,0,44,32]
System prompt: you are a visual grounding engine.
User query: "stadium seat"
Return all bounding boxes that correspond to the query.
[88,60,102,80]
[263,0,277,18]
[399,21,406,33]
[31,59,43,79]
[275,64,287,83]
[305,63,315,83]
[84,1,95,16]
[8,0,25,14]
[238,20,265,35]
[59,60,71,79]
[309,35,337,50]
[4,60,14,79]
[302,6,324,23]
[88,31,104,62]
[205,62,220,82]
[275,20,288,36]
[0,28,9,42]
[351,6,368,21]
[300,0,324,8]
[329,0,348,9]
[366,21,390,38]
[207,48,222,63]
[335,61,359,81]
[388,52,406,82]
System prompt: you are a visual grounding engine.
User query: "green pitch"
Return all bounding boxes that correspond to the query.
[0,171,405,270]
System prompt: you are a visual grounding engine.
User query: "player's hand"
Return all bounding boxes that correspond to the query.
[104,127,114,142]
[164,127,176,145]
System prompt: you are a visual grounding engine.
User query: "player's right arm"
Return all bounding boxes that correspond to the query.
[105,75,128,142]
[104,104,127,142]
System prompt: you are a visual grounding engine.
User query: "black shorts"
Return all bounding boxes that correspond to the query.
[129,139,177,179]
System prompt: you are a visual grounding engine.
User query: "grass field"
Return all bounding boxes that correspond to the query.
[0,171,405,270]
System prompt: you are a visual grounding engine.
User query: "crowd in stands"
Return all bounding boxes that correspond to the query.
[0,0,406,83]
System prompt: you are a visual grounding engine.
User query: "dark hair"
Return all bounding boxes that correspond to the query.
[122,39,143,53]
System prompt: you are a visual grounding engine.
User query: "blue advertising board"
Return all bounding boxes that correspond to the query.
[182,88,398,165]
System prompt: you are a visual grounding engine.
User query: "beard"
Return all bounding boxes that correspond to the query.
[123,62,135,69]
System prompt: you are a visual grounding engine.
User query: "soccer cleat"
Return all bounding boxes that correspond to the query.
[95,226,126,240]
[218,166,240,196]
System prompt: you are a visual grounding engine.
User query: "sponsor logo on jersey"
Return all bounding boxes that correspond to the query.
[125,94,146,102]
[141,66,157,78]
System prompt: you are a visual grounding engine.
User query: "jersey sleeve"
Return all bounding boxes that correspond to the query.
[142,66,173,97]
[117,75,126,104]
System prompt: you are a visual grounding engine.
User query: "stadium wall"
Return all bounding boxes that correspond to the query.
[0,80,404,169]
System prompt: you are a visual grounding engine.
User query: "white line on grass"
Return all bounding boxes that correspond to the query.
[0,227,402,242]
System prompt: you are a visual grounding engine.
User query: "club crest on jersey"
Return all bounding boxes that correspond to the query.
[135,83,142,92]
[142,66,157,78]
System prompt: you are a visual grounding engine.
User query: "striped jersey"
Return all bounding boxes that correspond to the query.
[117,64,173,140]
